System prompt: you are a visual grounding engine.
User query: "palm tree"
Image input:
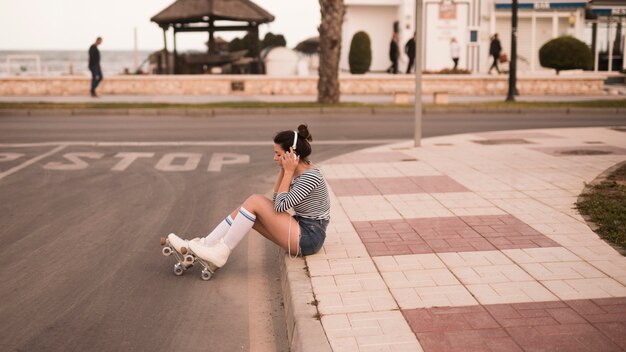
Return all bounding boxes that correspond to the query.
[317,0,345,104]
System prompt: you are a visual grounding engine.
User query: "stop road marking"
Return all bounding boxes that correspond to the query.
[37,151,250,172]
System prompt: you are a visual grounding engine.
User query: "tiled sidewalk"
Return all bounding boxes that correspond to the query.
[307,127,626,351]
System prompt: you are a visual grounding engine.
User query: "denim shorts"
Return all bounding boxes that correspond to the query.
[295,216,329,256]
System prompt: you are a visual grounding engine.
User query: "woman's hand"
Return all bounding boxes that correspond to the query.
[280,147,299,173]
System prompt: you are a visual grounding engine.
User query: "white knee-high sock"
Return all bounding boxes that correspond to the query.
[201,215,234,244]
[222,207,256,250]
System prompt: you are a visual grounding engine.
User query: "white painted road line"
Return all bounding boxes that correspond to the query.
[0,153,24,162]
[0,139,405,148]
[111,152,155,171]
[0,139,402,179]
[43,152,104,170]
[0,145,67,180]
[155,153,202,172]
[208,153,250,172]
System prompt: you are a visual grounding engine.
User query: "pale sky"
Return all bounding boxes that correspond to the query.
[0,0,321,50]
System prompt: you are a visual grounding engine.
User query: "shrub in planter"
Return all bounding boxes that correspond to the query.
[539,36,593,74]
[348,31,372,74]
[423,68,471,74]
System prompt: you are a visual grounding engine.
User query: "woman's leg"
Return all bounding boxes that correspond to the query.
[189,194,300,266]
[200,215,233,243]
[238,194,300,255]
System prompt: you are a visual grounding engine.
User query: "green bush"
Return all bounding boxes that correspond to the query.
[262,33,287,49]
[229,32,287,57]
[348,31,372,74]
[539,36,592,74]
[228,33,258,57]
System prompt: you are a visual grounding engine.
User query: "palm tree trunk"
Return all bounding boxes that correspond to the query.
[318,0,345,104]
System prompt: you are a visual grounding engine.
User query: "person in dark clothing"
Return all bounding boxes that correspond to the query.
[387,33,400,74]
[404,32,416,74]
[450,37,460,70]
[488,33,502,74]
[88,37,103,97]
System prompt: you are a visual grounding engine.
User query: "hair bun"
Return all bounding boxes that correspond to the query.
[297,124,312,142]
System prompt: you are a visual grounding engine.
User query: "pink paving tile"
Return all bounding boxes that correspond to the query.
[403,298,626,352]
[484,302,585,327]
[326,178,380,196]
[506,324,622,351]
[407,217,468,230]
[592,296,626,308]
[567,298,626,324]
[403,306,499,332]
[415,330,522,352]
[426,237,496,253]
[595,322,626,350]
[330,175,469,196]
[324,151,414,164]
[370,177,425,194]
[403,307,521,352]
[460,215,560,251]
[410,176,470,193]
[354,215,559,256]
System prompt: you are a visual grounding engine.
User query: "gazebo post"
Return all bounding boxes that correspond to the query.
[208,19,216,54]
[173,28,178,74]
[162,26,169,74]
[252,23,263,74]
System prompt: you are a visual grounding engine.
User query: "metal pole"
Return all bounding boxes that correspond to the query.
[414,0,423,147]
[506,0,518,102]
[608,16,614,72]
[592,20,598,71]
[133,27,138,72]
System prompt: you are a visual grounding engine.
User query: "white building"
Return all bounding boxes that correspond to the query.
[340,0,625,74]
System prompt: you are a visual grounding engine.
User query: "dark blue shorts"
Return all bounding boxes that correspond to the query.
[295,216,329,256]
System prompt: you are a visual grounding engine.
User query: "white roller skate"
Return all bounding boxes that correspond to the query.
[186,239,229,280]
[159,233,197,276]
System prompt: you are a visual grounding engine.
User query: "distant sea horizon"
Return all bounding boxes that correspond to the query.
[0,49,162,76]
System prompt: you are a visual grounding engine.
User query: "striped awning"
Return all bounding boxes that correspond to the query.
[495,0,587,10]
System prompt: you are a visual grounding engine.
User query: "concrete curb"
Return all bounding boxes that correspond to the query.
[0,106,624,117]
[279,253,331,352]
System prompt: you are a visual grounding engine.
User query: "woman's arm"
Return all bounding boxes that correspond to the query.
[274,172,321,212]
[277,147,299,194]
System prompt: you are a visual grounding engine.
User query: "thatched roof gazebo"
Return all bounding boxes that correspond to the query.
[151,0,275,74]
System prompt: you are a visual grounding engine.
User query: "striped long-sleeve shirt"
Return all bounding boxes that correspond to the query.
[273,168,330,221]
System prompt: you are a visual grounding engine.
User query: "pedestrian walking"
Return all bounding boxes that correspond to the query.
[450,37,460,70]
[165,124,331,269]
[488,33,502,74]
[88,37,103,97]
[387,33,400,74]
[404,32,416,74]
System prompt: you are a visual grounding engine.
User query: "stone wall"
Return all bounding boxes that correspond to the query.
[0,74,606,96]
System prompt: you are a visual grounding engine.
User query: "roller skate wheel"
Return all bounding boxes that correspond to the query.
[201,270,212,281]
[162,247,172,256]
[174,263,184,276]
[180,247,188,255]
[159,237,167,246]
[184,254,194,264]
